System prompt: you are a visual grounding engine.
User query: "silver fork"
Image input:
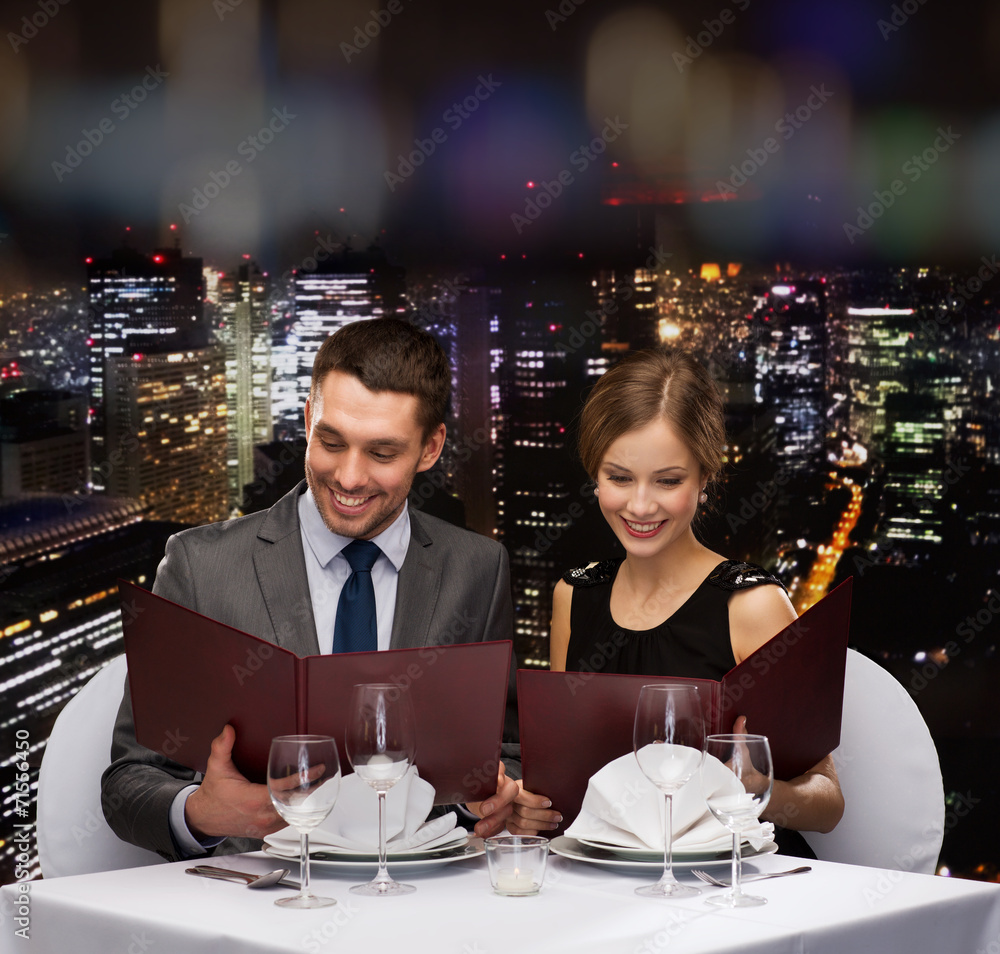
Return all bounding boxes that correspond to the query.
[692,865,811,887]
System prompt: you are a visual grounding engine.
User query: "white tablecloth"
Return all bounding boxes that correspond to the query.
[3,850,999,954]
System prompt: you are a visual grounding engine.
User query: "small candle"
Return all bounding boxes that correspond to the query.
[496,867,535,894]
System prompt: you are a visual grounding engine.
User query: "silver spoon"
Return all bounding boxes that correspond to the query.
[186,865,300,889]
[691,865,811,887]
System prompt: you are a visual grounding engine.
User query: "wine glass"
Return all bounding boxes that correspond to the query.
[345,683,417,896]
[704,733,774,907]
[633,683,706,898]
[267,734,342,909]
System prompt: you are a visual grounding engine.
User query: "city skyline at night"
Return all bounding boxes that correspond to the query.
[2,0,999,893]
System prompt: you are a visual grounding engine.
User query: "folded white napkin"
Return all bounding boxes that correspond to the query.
[264,765,464,854]
[565,750,775,854]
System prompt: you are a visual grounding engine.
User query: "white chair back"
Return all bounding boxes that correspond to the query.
[802,649,944,874]
[37,654,162,877]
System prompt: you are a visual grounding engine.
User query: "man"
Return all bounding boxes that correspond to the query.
[102,318,548,861]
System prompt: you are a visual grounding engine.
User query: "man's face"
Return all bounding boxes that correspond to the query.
[304,371,446,540]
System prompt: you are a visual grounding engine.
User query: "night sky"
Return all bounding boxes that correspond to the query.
[1,0,1000,283]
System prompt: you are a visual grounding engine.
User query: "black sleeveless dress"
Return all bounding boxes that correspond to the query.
[562,557,816,859]
[564,558,786,678]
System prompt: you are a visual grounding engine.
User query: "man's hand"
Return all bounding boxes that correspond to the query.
[184,725,285,841]
[467,762,520,838]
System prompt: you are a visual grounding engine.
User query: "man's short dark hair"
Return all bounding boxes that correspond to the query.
[310,318,450,438]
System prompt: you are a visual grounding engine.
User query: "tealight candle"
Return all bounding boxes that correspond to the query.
[495,867,534,894]
[484,836,548,896]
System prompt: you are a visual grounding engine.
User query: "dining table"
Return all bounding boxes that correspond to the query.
[3,843,999,954]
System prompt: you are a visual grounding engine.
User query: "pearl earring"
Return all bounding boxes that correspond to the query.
[699,491,708,504]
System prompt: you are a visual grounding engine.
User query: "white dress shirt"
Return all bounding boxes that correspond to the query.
[170,490,412,856]
[297,487,410,652]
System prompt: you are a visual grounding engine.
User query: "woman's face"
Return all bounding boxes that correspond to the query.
[596,417,704,558]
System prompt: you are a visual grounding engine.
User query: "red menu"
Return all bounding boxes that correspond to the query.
[519,577,852,832]
[118,580,511,804]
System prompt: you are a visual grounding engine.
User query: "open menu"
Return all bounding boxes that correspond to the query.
[118,580,511,804]
[518,577,852,833]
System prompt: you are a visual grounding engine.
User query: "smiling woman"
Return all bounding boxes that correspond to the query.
[509,347,845,845]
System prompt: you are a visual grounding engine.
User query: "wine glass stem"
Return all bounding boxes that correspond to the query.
[301,831,312,900]
[730,830,741,901]
[662,793,676,885]
[376,790,390,881]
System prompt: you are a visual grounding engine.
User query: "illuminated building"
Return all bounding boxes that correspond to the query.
[104,348,228,525]
[278,248,404,438]
[87,246,206,489]
[217,262,272,510]
[451,280,501,537]
[842,305,917,449]
[494,262,594,667]
[0,495,179,884]
[0,390,88,495]
[753,280,827,473]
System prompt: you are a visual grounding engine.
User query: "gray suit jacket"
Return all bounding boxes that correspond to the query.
[101,481,518,861]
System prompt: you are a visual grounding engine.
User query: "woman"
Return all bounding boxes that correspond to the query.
[510,347,844,845]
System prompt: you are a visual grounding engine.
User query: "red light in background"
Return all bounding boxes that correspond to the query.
[152,254,164,263]
[170,223,177,231]
[86,338,94,346]
[132,353,144,361]
[611,162,619,168]
[500,254,506,260]
[578,252,584,259]
[242,253,250,259]
[85,257,93,264]
[526,181,535,189]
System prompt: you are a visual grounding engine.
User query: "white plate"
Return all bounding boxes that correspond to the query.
[265,836,484,869]
[551,836,778,869]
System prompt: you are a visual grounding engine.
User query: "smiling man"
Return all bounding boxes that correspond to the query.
[102,318,544,862]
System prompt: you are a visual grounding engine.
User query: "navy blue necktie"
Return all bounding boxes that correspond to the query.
[332,540,381,653]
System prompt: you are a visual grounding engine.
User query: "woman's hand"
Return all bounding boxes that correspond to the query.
[506,781,563,836]
[731,715,845,833]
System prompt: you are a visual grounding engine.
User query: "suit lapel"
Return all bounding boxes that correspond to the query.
[390,509,442,649]
[254,482,320,656]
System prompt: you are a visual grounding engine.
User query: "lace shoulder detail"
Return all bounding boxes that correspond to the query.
[707,560,788,593]
[562,559,622,587]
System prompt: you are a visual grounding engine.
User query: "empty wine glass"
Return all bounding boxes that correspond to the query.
[267,734,342,909]
[704,733,773,907]
[345,683,417,896]
[633,683,706,899]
